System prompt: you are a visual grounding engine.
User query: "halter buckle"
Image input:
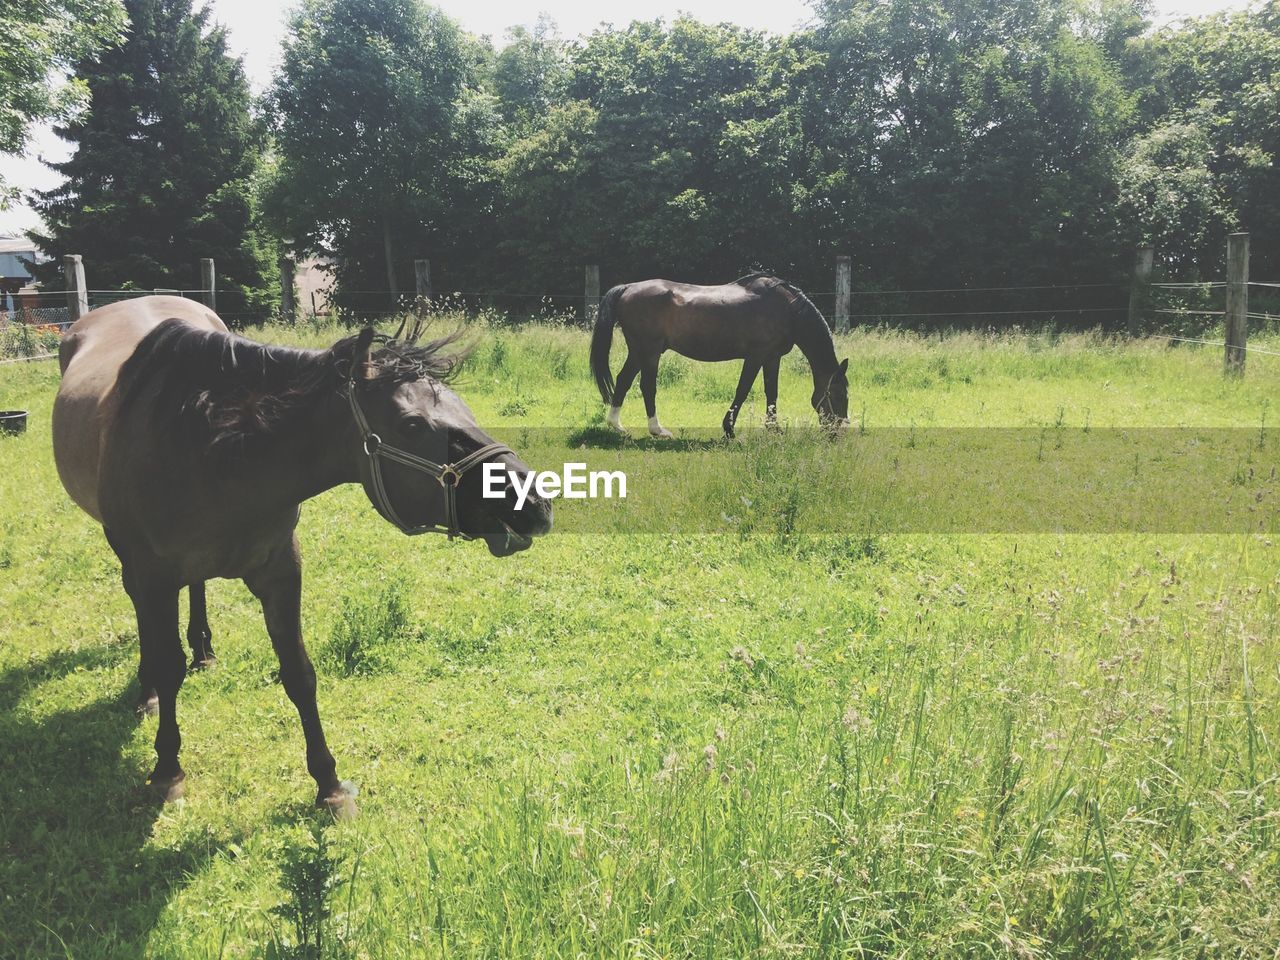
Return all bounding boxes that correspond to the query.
[363,433,382,456]
[437,464,461,487]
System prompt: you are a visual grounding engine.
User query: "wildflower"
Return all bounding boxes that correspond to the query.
[793,868,805,880]
[654,750,681,783]
[842,707,870,733]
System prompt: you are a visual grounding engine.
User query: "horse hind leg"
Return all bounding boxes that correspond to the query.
[187,581,215,669]
[608,354,641,434]
[640,358,673,439]
[763,356,781,431]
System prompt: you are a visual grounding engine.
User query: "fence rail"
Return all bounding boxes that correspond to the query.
[4,244,1278,374]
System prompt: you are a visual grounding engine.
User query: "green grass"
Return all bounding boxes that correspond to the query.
[1,322,1278,958]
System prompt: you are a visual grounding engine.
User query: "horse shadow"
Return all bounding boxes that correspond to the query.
[0,642,240,957]
[566,424,726,452]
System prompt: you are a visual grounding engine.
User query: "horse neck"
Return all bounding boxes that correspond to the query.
[249,387,361,508]
[791,310,839,386]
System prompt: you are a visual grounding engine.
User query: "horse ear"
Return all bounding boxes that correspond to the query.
[351,326,376,381]
[838,358,849,375]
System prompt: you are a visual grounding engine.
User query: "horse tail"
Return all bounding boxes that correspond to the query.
[591,284,627,405]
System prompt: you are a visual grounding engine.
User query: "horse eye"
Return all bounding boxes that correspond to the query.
[401,417,428,433]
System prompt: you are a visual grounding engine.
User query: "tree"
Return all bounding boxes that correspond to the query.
[0,0,126,207]
[1129,1,1280,277]
[30,0,275,317]
[1118,112,1235,278]
[492,15,570,131]
[807,0,1138,298]
[493,18,814,295]
[265,0,497,308]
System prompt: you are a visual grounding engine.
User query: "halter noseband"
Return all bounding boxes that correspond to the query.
[344,377,513,539]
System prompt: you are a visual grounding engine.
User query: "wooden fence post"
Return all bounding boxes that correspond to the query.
[200,258,216,311]
[1225,232,1249,376]
[585,264,600,322]
[414,259,432,302]
[64,254,88,321]
[835,256,852,333]
[1127,244,1153,336]
[279,255,296,324]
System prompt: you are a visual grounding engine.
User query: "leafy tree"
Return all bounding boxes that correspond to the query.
[1129,1,1280,277]
[492,15,570,131]
[494,18,814,295]
[30,0,275,317]
[807,0,1137,296]
[491,3,1146,316]
[0,0,127,207]
[1118,111,1236,277]
[265,0,497,308]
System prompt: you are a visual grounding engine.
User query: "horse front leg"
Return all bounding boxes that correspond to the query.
[763,356,780,431]
[105,527,160,716]
[187,581,215,669]
[723,359,762,439]
[245,537,355,818]
[127,575,187,800]
[641,358,673,439]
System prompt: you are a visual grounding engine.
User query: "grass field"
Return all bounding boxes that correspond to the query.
[2,322,1279,958]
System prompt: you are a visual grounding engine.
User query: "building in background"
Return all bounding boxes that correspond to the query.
[295,256,336,318]
[0,235,47,315]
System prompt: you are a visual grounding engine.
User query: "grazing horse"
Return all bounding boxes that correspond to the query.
[590,273,850,438]
[52,296,552,816]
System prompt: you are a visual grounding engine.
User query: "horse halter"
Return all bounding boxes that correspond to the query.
[343,378,513,539]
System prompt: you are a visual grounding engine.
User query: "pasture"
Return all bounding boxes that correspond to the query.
[2,322,1279,958]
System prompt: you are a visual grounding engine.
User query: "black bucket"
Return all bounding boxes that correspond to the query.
[0,410,28,435]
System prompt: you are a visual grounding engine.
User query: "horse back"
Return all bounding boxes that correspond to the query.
[53,296,228,522]
[617,279,788,362]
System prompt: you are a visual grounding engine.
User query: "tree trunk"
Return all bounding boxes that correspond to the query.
[382,216,398,305]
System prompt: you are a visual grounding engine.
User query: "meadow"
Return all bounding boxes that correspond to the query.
[1,320,1278,958]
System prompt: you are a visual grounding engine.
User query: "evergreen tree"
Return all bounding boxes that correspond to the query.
[31,0,276,320]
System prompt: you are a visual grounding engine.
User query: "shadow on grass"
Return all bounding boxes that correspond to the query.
[566,424,726,452]
[0,644,239,959]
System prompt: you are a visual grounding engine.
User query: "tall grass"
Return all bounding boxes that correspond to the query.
[0,323,1277,958]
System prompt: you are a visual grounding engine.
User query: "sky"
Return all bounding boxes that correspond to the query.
[0,0,1254,237]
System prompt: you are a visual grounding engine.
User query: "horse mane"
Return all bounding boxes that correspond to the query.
[116,319,467,456]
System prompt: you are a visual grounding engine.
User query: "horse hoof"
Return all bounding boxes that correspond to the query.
[190,656,216,671]
[148,771,185,802]
[136,694,159,717]
[318,781,358,820]
[649,427,674,440]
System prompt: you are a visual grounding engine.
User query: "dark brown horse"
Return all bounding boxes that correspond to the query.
[590,273,850,438]
[52,296,552,816]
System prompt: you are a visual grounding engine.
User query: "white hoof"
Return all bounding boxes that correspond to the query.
[648,417,674,439]
[606,406,627,434]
